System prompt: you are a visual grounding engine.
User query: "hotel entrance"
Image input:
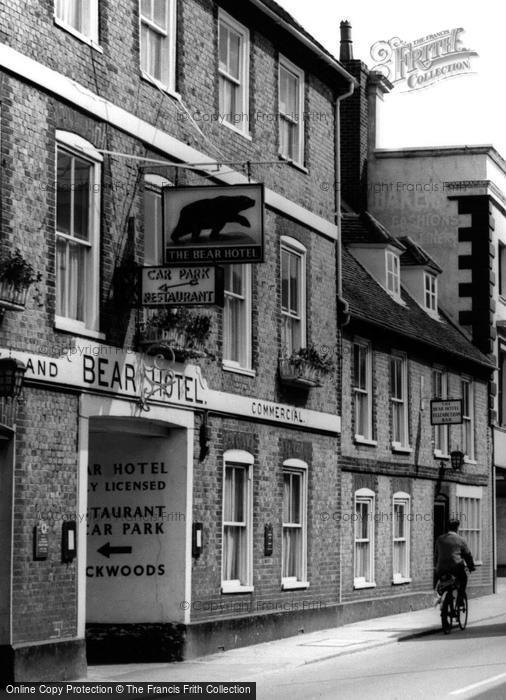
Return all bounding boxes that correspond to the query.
[82,407,194,662]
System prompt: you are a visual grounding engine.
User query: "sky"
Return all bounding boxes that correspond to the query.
[277,0,506,156]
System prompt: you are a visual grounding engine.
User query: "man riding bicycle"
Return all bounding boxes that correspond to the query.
[435,519,475,604]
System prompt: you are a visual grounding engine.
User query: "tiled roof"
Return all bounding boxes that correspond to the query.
[342,246,493,370]
[399,236,443,273]
[342,212,406,250]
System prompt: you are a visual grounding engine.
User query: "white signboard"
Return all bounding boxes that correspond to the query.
[430,399,463,425]
[140,266,224,307]
[0,346,341,434]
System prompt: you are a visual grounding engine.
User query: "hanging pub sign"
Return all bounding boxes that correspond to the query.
[430,399,463,425]
[163,184,264,265]
[140,265,224,307]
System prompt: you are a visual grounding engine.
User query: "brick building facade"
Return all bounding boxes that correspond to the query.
[0,0,355,682]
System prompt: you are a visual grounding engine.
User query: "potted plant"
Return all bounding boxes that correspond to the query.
[279,345,334,388]
[138,307,213,361]
[0,248,41,310]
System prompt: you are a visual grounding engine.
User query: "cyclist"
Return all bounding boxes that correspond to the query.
[435,519,476,606]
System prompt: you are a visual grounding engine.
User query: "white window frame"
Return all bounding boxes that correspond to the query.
[391,353,410,450]
[144,174,170,266]
[221,450,254,594]
[223,264,253,375]
[280,236,306,356]
[281,459,309,590]
[139,0,177,93]
[354,488,376,589]
[386,250,400,298]
[54,130,102,338]
[424,272,437,312]
[54,0,100,48]
[432,368,449,457]
[218,10,250,137]
[461,378,475,461]
[353,339,374,443]
[392,492,411,584]
[456,485,482,565]
[278,55,305,167]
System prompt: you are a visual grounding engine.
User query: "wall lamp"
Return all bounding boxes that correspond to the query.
[0,357,26,398]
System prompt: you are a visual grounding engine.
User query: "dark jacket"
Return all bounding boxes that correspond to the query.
[435,531,475,575]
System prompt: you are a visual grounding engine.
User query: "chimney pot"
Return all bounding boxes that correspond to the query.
[340,20,353,62]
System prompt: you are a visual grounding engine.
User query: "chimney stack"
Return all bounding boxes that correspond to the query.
[340,20,353,62]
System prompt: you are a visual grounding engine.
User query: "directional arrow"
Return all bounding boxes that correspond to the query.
[97,542,132,559]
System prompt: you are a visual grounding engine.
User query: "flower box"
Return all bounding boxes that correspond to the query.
[278,357,324,388]
[0,281,30,311]
[137,308,212,362]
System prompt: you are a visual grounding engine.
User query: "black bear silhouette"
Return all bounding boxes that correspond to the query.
[171,195,255,242]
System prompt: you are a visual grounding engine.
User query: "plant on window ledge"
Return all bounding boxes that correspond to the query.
[138,307,213,361]
[0,248,41,311]
[279,345,334,388]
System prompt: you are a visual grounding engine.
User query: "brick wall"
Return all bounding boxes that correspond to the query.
[11,387,79,644]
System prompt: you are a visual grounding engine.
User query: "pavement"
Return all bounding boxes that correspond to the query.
[84,579,506,684]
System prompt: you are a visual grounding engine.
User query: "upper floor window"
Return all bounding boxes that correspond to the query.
[144,175,170,266]
[282,460,308,589]
[424,272,437,312]
[499,349,506,427]
[218,11,249,135]
[432,369,449,456]
[55,132,102,334]
[353,341,373,441]
[392,492,411,583]
[499,242,506,298]
[223,265,252,372]
[354,488,375,588]
[140,0,177,91]
[281,237,306,356]
[279,56,304,166]
[461,378,475,460]
[391,354,409,449]
[222,451,253,593]
[386,251,400,297]
[55,0,99,44]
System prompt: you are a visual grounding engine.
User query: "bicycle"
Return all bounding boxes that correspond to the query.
[436,572,468,634]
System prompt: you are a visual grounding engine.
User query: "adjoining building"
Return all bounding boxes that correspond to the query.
[0,0,355,682]
[340,212,494,610]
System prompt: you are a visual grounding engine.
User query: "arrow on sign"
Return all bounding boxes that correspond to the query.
[98,542,132,559]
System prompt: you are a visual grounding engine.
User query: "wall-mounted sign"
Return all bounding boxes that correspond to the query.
[33,521,49,561]
[430,399,463,425]
[140,265,224,307]
[264,523,273,557]
[164,184,264,265]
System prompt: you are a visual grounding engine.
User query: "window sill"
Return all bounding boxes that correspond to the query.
[434,450,450,460]
[221,584,254,595]
[474,561,483,566]
[222,362,256,378]
[391,443,413,454]
[353,581,376,590]
[278,153,308,174]
[221,121,252,141]
[281,580,310,591]
[54,317,105,341]
[392,577,412,585]
[386,291,407,307]
[140,71,180,101]
[354,436,377,447]
[53,18,102,52]
[463,456,477,465]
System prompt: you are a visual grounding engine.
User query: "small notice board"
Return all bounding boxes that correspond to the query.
[430,399,463,425]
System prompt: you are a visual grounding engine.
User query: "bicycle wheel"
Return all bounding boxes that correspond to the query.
[441,591,453,634]
[457,592,468,630]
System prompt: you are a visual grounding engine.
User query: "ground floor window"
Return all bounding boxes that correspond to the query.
[354,488,375,588]
[282,459,308,588]
[393,492,411,583]
[222,450,253,593]
[456,485,482,564]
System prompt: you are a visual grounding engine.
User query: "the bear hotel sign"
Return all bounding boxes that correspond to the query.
[163,183,264,264]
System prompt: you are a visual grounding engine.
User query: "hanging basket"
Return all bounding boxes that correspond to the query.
[138,326,207,362]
